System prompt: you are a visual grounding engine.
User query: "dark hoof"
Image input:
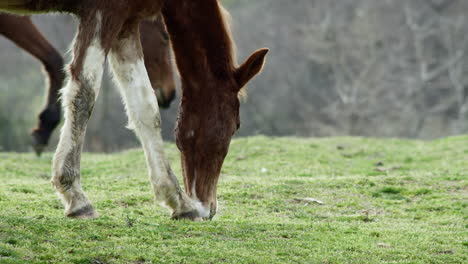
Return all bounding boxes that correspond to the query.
[66,205,99,219]
[31,132,47,156]
[171,210,202,221]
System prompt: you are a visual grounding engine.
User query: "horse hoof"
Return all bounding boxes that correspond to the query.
[171,210,202,221]
[66,205,99,219]
[31,132,47,156]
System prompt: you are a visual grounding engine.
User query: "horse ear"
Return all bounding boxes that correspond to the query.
[235,48,269,89]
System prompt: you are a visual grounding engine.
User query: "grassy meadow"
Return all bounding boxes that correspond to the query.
[0,136,467,263]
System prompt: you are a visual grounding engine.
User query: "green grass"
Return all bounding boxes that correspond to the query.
[0,136,467,263]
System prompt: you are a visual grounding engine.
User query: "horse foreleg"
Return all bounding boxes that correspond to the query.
[0,14,65,155]
[51,13,106,219]
[109,22,200,220]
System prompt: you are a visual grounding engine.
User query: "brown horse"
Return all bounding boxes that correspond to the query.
[0,0,268,220]
[0,13,176,155]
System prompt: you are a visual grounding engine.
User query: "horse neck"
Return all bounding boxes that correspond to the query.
[162,0,236,90]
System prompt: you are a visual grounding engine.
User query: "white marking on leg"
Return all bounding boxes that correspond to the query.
[52,12,105,216]
[111,58,182,209]
[55,38,105,169]
[109,37,195,216]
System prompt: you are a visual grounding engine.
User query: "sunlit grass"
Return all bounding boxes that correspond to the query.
[0,136,467,263]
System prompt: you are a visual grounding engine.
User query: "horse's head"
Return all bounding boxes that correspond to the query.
[175,48,268,219]
[140,17,176,109]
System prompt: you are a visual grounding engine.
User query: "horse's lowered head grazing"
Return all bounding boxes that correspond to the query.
[163,1,269,218]
[175,48,268,218]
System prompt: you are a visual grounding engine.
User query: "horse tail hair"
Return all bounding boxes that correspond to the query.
[0,0,75,14]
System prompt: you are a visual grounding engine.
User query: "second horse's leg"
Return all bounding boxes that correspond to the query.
[0,14,65,155]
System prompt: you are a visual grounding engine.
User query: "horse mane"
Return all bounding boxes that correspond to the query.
[219,5,237,67]
[219,4,249,99]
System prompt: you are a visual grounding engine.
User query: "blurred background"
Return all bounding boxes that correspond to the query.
[0,0,467,153]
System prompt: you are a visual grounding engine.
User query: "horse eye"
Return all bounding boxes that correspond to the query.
[160,31,169,42]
